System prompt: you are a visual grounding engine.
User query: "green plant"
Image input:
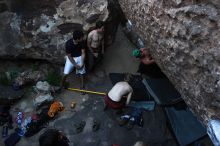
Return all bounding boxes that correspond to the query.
[45,71,62,86]
[0,72,10,86]
[31,63,38,71]
[8,69,19,81]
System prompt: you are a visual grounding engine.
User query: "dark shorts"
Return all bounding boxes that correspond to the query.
[104,95,125,109]
[87,49,103,72]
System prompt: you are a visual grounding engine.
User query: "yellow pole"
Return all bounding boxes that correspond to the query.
[67,88,106,95]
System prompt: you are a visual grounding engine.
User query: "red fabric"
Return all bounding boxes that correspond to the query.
[104,95,124,109]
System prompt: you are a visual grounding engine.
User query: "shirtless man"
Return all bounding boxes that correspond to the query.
[104,81,133,110]
[132,48,155,65]
[87,21,105,70]
[132,48,165,78]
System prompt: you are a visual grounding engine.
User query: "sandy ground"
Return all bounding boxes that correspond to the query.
[0,27,177,146]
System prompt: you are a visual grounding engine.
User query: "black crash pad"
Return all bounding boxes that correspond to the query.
[142,78,182,105]
[165,106,207,146]
[109,73,152,101]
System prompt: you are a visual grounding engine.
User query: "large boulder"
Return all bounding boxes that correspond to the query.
[0,0,118,63]
[118,0,220,124]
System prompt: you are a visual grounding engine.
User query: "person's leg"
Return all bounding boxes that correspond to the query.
[87,50,95,72]
[59,56,74,91]
[60,74,68,89]
[80,74,85,89]
[76,56,86,94]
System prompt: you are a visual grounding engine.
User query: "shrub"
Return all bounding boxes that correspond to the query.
[0,72,10,86]
[45,71,62,86]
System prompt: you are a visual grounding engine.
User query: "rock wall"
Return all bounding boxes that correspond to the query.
[118,0,220,125]
[0,0,120,63]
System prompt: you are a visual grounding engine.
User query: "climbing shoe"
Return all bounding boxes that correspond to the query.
[127,117,135,130]
[118,115,130,126]
[92,120,100,132]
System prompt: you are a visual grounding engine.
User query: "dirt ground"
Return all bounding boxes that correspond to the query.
[0,27,178,146]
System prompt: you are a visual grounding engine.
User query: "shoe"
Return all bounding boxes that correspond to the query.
[74,120,86,134]
[127,118,135,130]
[117,115,130,126]
[2,126,8,138]
[92,120,100,132]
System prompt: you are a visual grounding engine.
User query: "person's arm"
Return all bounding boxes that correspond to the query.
[87,32,98,57]
[81,48,86,67]
[87,33,93,53]
[67,54,80,69]
[66,41,80,69]
[141,52,155,65]
[126,90,133,105]
[142,58,155,65]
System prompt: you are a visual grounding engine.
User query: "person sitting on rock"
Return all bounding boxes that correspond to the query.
[59,30,86,92]
[104,81,133,112]
[87,21,105,71]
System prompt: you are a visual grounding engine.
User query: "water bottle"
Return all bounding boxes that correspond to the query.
[138,38,144,48]
[2,126,8,138]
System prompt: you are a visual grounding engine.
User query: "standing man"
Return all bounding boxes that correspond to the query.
[104,81,133,111]
[87,21,105,71]
[59,30,86,92]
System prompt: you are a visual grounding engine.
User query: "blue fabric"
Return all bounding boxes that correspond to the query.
[130,108,143,126]
[129,101,155,111]
[207,119,220,146]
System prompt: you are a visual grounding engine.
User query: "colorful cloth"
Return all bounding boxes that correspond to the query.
[48,101,64,118]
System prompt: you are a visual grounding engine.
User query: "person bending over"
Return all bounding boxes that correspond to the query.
[104,81,133,112]
[60,30,86,91]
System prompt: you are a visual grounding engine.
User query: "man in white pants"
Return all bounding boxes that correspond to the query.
[60,30,86,92]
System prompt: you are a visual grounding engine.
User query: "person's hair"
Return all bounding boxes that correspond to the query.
[96,21,104,29]
[39,129,59,146]
[72,30,84,40]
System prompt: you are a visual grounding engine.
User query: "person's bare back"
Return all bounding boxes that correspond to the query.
[108,81,133,105]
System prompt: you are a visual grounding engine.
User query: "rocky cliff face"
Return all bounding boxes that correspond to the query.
[118,0,220,124]
[0,0,120,63]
